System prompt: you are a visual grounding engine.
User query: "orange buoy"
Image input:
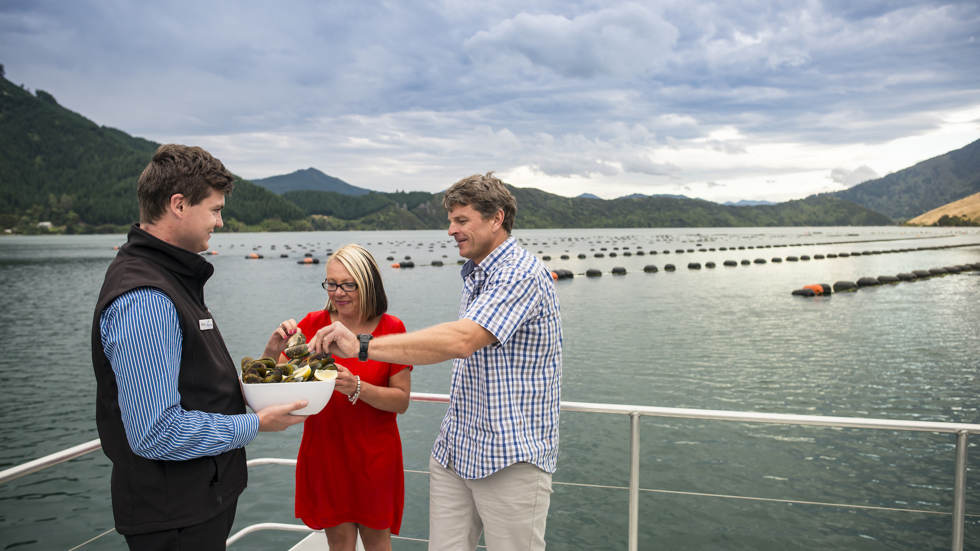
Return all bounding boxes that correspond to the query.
[113,246,120,250]
[209,251,218,255]
[248,253,260,259]
[303,257,313,264]
[802,284,823,295]
[550,271,558,281]
[391,263,400,269]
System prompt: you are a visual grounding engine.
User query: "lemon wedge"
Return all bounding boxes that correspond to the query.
[314,369,337,381]
[290,366,312,382]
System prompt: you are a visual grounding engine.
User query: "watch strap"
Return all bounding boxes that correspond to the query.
[357,334,373,361]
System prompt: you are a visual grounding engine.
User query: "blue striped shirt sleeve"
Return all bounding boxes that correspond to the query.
[100,288,258,460]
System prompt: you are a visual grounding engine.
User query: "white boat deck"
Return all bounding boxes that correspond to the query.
[289,532,363,551]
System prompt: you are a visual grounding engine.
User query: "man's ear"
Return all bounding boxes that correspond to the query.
[492,209,504,230]
[169,194,186,218]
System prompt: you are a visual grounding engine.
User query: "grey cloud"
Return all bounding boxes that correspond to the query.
[463,4,679,79]
[2,0,978,199]
[619,155,680,176]
[830,165,880,187]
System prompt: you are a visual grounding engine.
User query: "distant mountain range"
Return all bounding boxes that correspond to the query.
[3,72,975,233]
[575,193,772,205]
[251,168,371,195]
[723,200,777,207]
[831,137,980,221]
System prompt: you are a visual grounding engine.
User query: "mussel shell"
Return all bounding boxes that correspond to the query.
[286,331,306,348]
[262,367,284,383]
[242,368,263,384]
[284,344,310,360]
[276,363,294,377]
[257,357,277,369]
[246,362,267,377]
[240,356,254,371]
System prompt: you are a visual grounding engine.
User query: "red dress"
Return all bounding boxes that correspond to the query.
[294,311,412,533]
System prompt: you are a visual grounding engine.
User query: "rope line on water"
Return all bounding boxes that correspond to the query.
[68,528,116,550]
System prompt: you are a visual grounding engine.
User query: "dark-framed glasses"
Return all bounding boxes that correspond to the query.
[322,280,358,292]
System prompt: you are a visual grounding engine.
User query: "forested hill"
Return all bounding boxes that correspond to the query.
[831,138,980,221]
[0,74,304,232]
[284,185,893,230]
[1,72,895,233]
[251,167,371,195]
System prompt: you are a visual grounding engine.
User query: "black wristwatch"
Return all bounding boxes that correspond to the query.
[357,334,373,361]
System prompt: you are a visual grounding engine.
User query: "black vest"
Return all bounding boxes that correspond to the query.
[91,224,248,535]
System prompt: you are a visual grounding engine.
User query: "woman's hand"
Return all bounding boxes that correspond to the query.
[262,319,298,359]
[334,364,358,396]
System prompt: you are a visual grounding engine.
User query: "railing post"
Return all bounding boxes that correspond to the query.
[951,430,968,551]
[629,412,640,551]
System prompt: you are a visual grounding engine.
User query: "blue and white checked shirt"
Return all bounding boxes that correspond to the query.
[432,236,563,479]
[99,288,258,461]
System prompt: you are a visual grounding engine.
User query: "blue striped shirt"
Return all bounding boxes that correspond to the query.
[432,236,563,479]
[99,288,258,461]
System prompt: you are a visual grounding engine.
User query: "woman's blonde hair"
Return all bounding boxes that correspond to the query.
[324,244,388,322]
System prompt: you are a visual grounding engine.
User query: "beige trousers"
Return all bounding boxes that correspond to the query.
[428,455,553,551]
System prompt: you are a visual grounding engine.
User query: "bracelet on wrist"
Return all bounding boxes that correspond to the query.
[349,375,361,405]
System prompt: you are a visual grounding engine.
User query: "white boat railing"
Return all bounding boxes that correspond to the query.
[2,392,978,551]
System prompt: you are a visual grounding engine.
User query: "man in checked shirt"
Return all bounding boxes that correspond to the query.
[310,172,563,551]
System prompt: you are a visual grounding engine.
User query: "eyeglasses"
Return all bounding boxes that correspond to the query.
[322,280,358,292]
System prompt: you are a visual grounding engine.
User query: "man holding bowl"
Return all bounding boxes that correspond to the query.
[91,144,307,551]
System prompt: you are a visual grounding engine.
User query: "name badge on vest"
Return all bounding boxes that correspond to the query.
[199,319,214,330]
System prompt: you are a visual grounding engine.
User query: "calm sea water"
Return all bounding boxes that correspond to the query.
[1,226,979,550]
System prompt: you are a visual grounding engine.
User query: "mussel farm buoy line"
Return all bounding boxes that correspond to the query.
[664,264,676,271]
[857,277,881,287]
[688,262,701,269]
[643,265,659,273]
[792,264,980,297]
[833,281,857,292]
[611,267,626,275]
[586,268,602,277]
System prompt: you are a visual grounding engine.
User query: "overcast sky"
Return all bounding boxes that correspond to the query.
[2,0,979,202]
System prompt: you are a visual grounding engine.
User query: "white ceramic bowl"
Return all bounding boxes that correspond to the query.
[241,377,335,416]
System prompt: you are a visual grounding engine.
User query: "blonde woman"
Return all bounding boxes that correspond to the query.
[263,244,411,551]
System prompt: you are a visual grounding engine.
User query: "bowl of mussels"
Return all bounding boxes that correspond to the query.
[240,331,338,416]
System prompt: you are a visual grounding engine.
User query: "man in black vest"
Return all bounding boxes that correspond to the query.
[92,144,308,550]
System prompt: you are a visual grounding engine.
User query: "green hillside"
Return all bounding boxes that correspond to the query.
[0,74,305,233]
[831,138,980,221]
[0,71,898,233]
[280,186,892,230]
